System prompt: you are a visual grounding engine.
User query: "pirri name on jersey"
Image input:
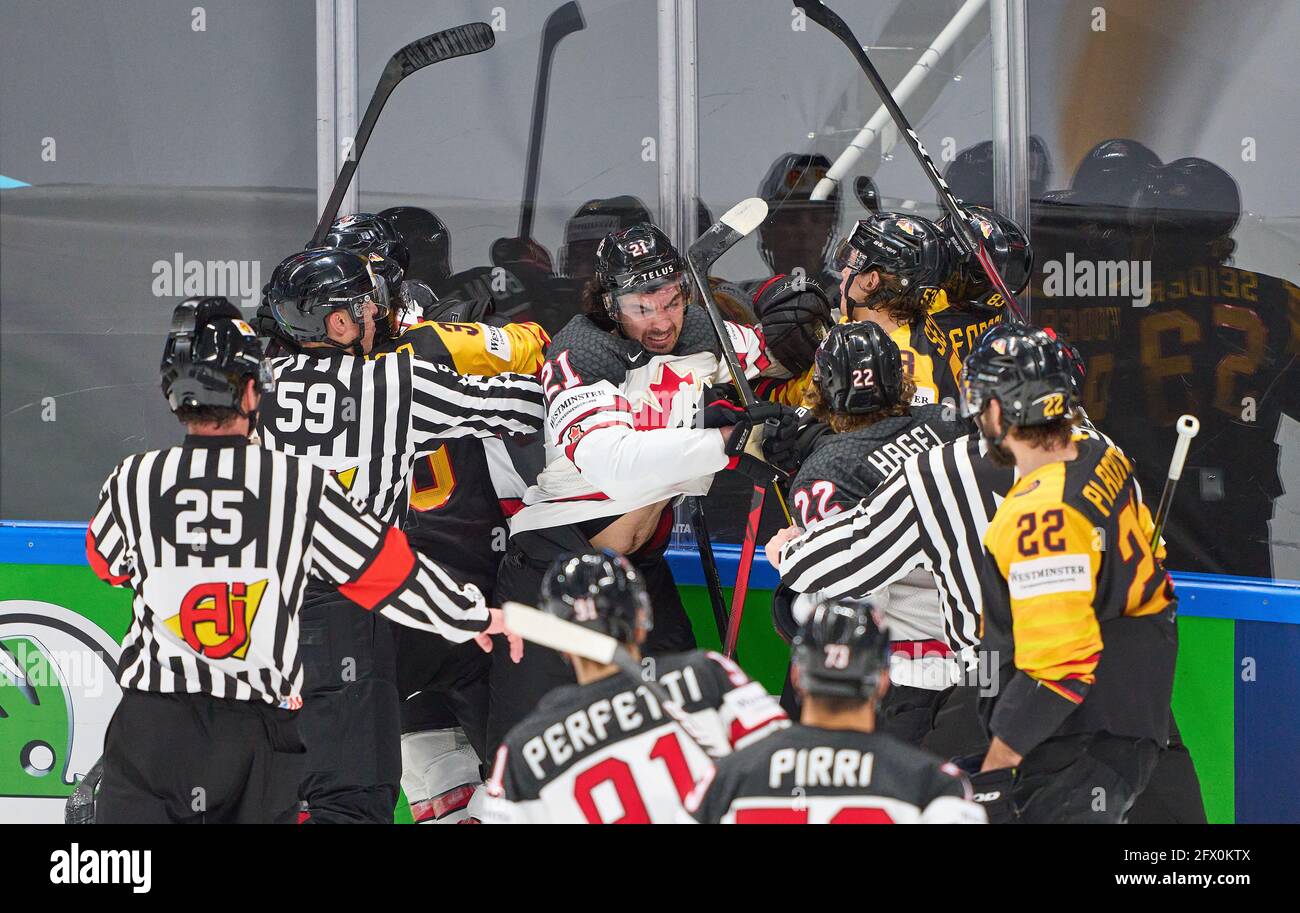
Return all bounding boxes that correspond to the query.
[768,745,878,791]
[519,667,708,780]
[866,424,946,480]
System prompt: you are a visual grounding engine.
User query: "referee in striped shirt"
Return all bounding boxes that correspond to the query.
[87,298,521,823]
[771,326,1206,823]
[258,248,545,822]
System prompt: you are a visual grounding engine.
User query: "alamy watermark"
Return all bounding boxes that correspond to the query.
[1040,252,1151,307]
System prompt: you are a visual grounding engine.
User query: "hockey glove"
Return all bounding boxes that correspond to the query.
[723,401,798,484]
[752,274,834,375]
[967,766,1019,825]
[788,407,832,466]
[699,385,745,429]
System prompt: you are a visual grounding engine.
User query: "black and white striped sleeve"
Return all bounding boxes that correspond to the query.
[408,358,545,451]
[85,463,133,587]
[307,473,490,641]
[777,470,928,599]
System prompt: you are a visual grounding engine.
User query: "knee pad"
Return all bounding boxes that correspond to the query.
[400,728,482,824]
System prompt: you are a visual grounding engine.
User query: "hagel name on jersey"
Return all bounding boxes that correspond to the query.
[867,425,946,480]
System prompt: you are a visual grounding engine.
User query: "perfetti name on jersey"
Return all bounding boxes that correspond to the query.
[519,664,709,779]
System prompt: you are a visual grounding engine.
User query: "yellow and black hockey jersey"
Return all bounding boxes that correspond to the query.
[979,435,1177,756]
[839,289,964,408]
[373,319,549,587]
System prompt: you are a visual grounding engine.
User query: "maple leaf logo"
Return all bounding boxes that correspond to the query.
[630,363,696,430]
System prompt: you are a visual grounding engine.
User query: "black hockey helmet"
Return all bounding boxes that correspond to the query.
[793,598,890,700]
[942,137,1053,209]
[1042,326,1087,401]
[594,224,689,323]
[322,212,410,276]
[1071,138,1162,208]
[376,206,452,285]
[539,550,653,645]
[1132,157,1241,242]
[320,213,411,340]
[940,205,1033,299]
[559,195,653,278]
[756,153,842,271]
[835,212,951,292]
[160,297,273,413]
[960,324,1076,426]
[263,248,391,346]
[814,322,905,415]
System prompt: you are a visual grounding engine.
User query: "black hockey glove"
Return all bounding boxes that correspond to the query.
[752,274,834,375]
[790,406,832,464]
[966,765,1019,824]
[699,385,745,429]
[722,401,799,484]
[699,388,800,481]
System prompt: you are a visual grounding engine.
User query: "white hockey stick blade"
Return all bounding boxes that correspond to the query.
[719,198,768,237]
[503,602,618,665]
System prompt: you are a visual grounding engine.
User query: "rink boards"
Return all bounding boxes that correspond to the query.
[2,521,1297,824]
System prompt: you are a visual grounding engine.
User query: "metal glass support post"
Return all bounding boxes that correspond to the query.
[991,0,1030,311]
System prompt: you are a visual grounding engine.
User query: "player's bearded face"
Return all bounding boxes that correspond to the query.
[978,404,1016,466]
[616,280,687,353]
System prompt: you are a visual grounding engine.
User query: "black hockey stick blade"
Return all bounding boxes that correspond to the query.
[686,198,768,407]
[855,174,881,213]
[518,1,586,239]
[801,1,1027,322]
[311,22,496,246]
[689,497,731,643]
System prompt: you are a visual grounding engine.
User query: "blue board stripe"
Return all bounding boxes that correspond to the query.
[4,520,1300,624]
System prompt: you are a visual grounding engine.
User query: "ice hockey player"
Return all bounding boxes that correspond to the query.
[682,598,985,824]
[306,212,553,822]
[775,322,972,743]
[751,152,843,292]
[260,248,546,823]
[833,212,963,409]
[963,325,1177,823]
[480,550,787,823]
[86,299,520,823]
[489,223,811,751]
[934,205,1033,359]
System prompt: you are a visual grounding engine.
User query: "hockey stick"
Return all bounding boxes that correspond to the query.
[800,1,1027,323]
[688,496,731,644]
[684,198,791,658]
[502,603,727,757]
[1150,414,1199,549]
[310,22,497,247]
[518,1,586,240]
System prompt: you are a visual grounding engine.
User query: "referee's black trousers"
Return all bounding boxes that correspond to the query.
[97,690,303,824]
[487,524,697,754]
[297,581,402,823]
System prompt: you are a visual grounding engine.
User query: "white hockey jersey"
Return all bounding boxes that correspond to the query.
[479,650,788,824]
[508,308,808,534]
